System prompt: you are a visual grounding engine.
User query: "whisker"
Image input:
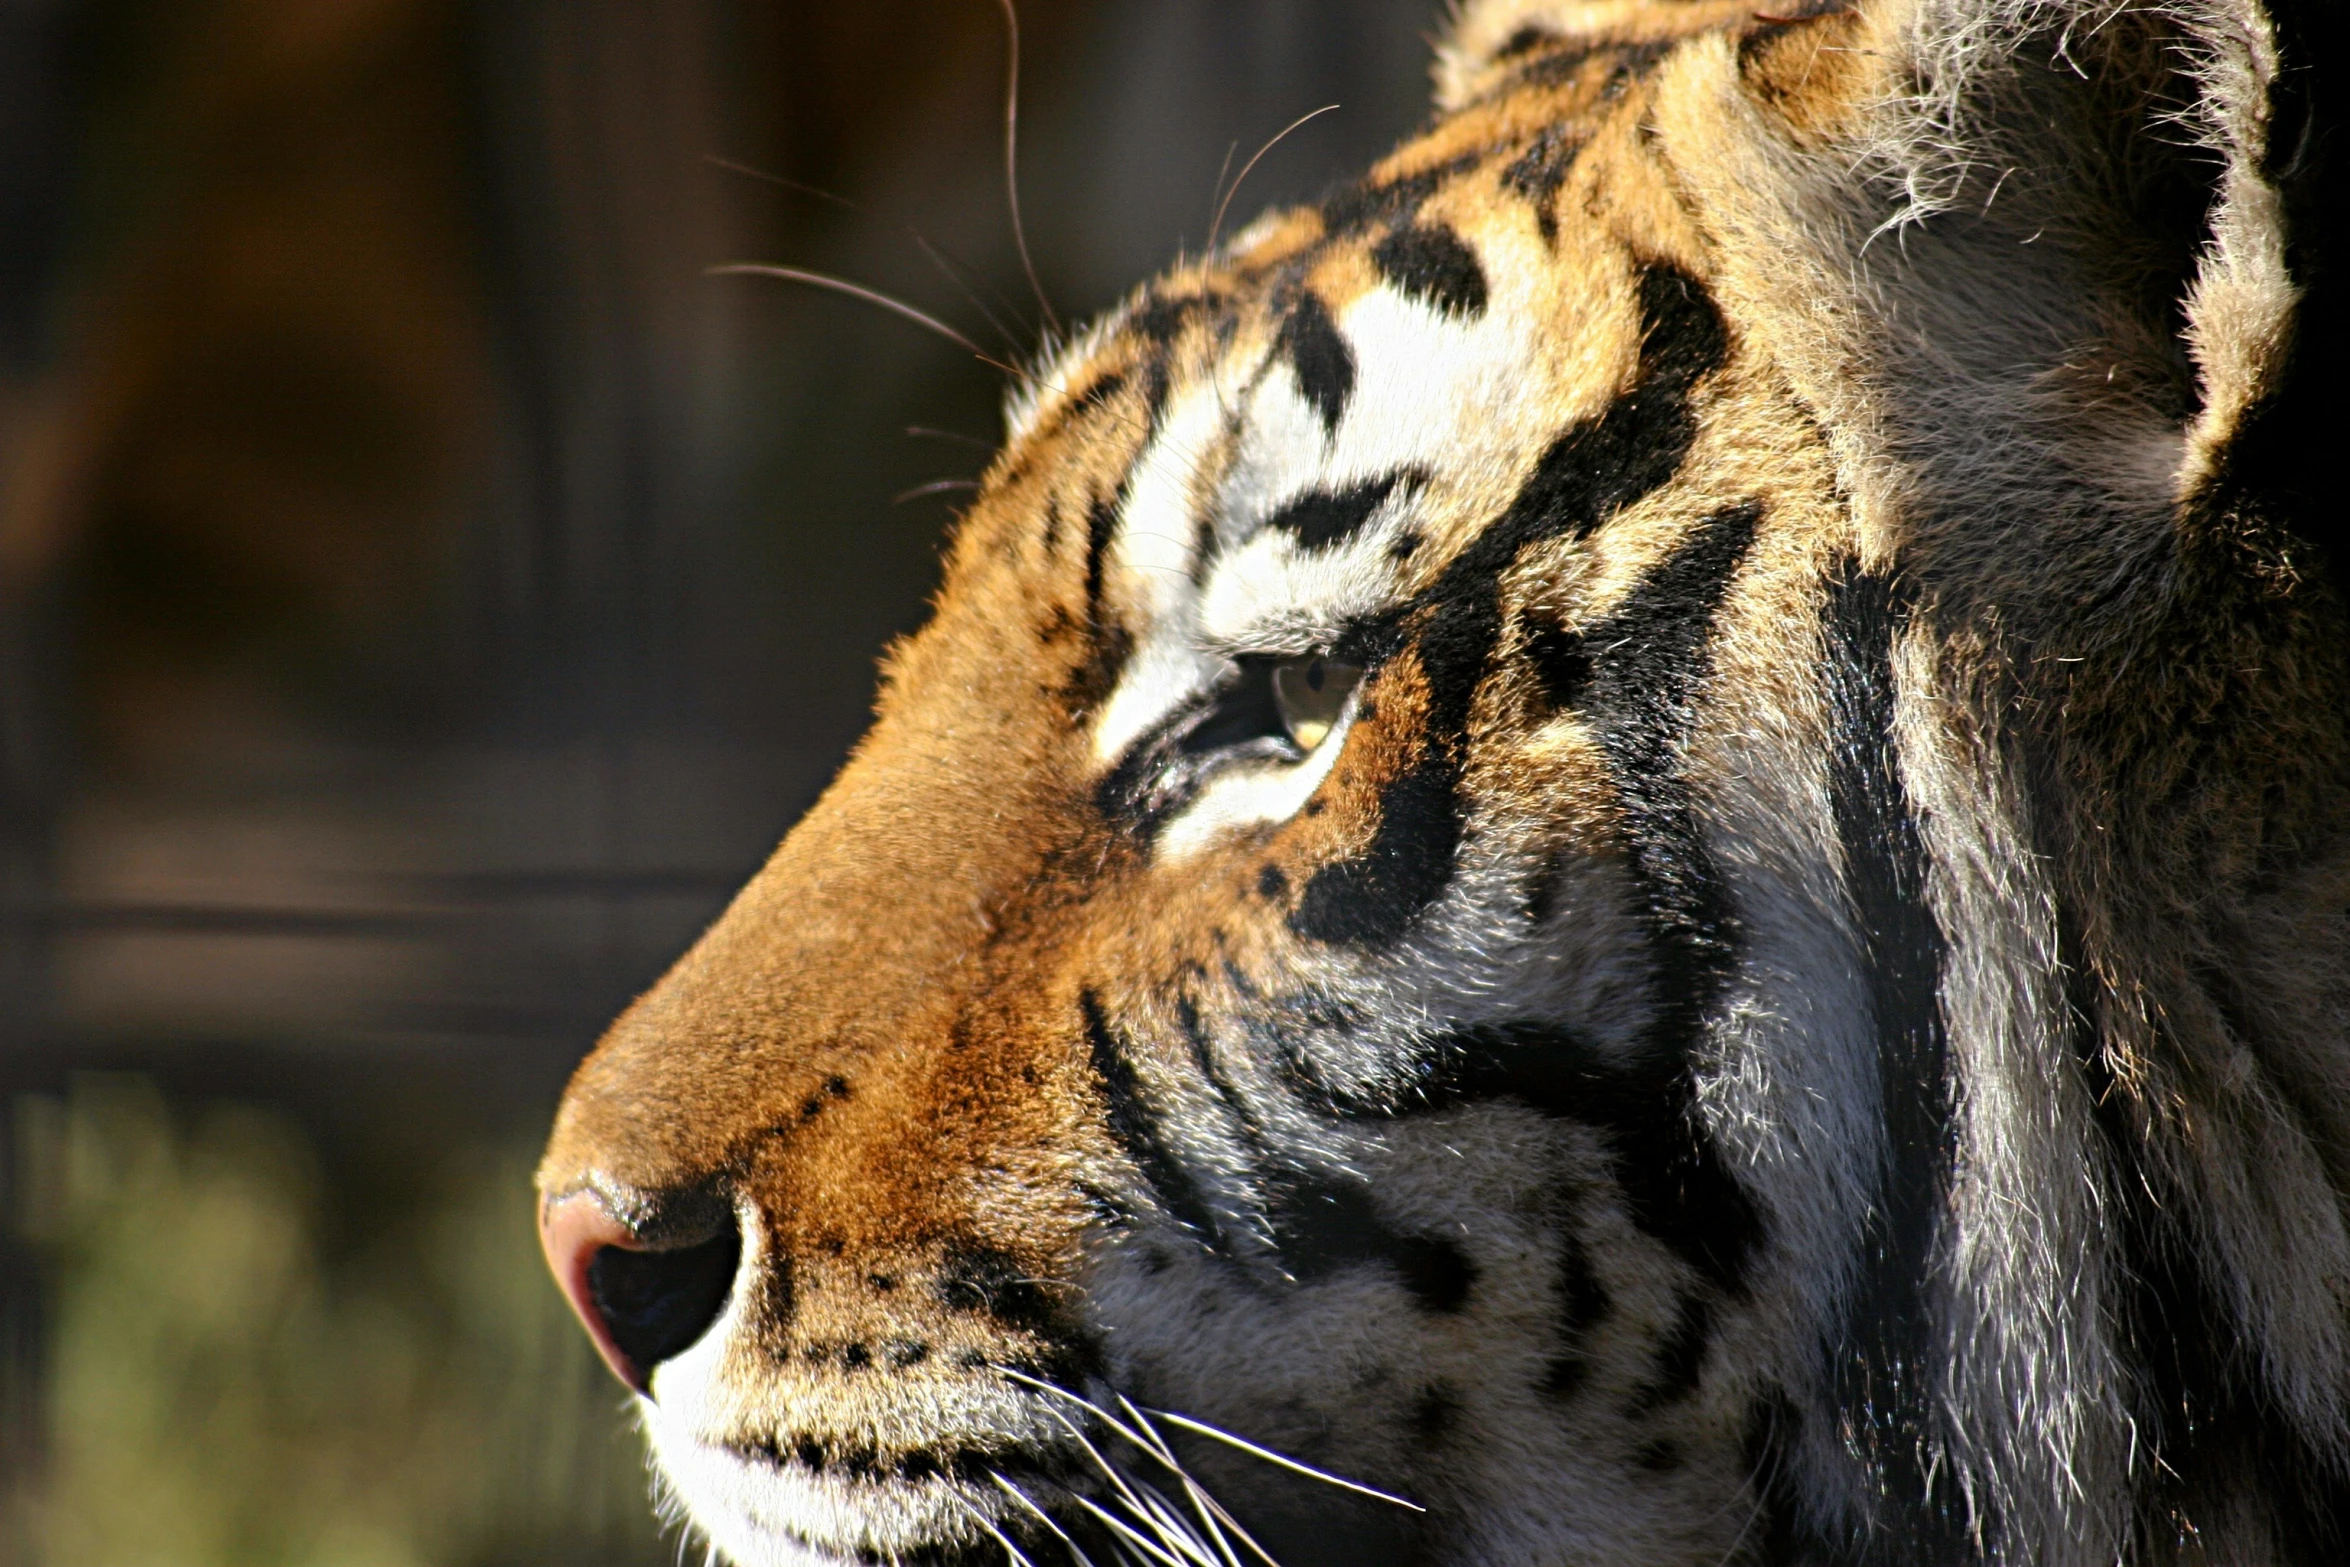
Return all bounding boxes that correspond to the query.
[711,154,1033,351]
[712,264,989,354]
[993,1473,1103,1567]
[1068,1494,1191,1567]
[705,154,857,211]
[1144,1409,1423,1511]
[911,231,1029,354]
[908,426,998,451]
[998,1374,1284,1567]
[1207,104,1341,257]
[709,264,1037,383]
[1109,1396,1254,1567]
[957,1492,1047,1567]
[1123,1481,1232,1567]
[1178,1489,1279,1567]
[894,478,983,505]
[1039,1404,1159,1518]
[1204,140,1240,248]
[993,0,1061,336]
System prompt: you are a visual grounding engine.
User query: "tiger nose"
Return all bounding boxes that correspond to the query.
[539,1190,744,1395]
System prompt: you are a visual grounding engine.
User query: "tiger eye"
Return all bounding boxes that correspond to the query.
[1270,656,1363,753]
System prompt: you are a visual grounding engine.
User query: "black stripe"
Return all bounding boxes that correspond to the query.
[1371,225,1490,318]
[1497,24,1558,59]
[1164,983,1479,1311]
[1263,1171,1477,1311]
[1263,471,1415,551]
[1071,360,1172,703]
[2063,910,2350,1563]
[1082,990,1226,1248]
[1821,563,1966,1561]
[1502,126,1585,246]
[1317,154,1482,238]
[1275,292,1355,436]
[1128,291,1212,345]
[1510,38,1672,95]
[1629,1290,1712,1411]
[1280,1017,1759,1297]
[1401,262,1733,745]
[1539,1229,1612,1399]
[1284,755,1462,947]
[1523,617,1593,708]
[1739,1390,1836,1565]
[1173,981,1284,1166]
[1286,500,1765,1292]
[1289,264,1731,950]
[1586,500,1761,1070]
[1082,494,1119,629]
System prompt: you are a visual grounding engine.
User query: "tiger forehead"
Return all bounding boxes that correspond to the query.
[963,33,1720,648]
[1000,28,1704,466]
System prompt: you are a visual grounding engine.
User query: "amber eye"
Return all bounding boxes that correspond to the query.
[1270,656,1363,753]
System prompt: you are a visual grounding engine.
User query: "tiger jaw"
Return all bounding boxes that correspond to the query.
[624,1235,1114,1565]
[634,1313,1099,1567]
[632,1289,1432,1567]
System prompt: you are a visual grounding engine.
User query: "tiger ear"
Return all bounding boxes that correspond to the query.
[1447,0,2341,553]
[1646,0,2342,540]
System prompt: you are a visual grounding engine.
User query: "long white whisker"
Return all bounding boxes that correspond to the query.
[1040,1405,1162,1520]
[894,477,983,505]
[965,1500,1046,1567]
[1112,1401,1251,1567]
[1068,1494,1191,1567]
[1000,1369,1149,1439]
[706,155,1031,352]
[1001,1374,1279,1565]
[1185,1490,1284,1567]
[1114,1394,1181,1463]
[705,153,857,210]
[1125,1481,1231,1567]
[1144,1409,1423,1511]
[993,1473,1102,1567]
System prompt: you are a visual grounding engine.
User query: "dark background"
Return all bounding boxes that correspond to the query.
[0,2,1437,1561]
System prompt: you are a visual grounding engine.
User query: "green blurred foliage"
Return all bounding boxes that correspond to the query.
[11,1078,668,1567]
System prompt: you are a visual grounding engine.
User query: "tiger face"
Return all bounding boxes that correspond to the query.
[539,1,2350,1564]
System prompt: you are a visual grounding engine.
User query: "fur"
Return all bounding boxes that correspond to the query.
[539,0,2350,1561]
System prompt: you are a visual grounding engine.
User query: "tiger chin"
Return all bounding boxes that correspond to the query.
[535,0,2350,1562]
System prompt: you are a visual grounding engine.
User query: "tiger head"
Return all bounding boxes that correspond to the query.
[537,0,2350,1563]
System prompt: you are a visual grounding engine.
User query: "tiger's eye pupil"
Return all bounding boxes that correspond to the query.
[1271,656,1362,753]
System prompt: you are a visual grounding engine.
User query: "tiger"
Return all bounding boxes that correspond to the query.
[534,0,2350,1560]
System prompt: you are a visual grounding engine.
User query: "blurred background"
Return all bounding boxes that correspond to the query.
[0,2,1438,1562]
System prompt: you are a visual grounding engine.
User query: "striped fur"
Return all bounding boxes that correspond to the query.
[538,0,2350,1561]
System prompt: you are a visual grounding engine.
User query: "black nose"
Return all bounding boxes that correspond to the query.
[589,1230,742,1376]
[542,1191,743,1392]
